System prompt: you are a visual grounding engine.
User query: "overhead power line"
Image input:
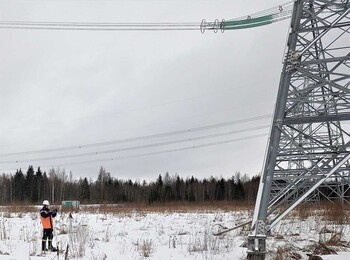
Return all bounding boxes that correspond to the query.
[0,125,269,164]
[0,2,295,32]
[0,21,200,31]
[0,114,271,158]
[2,133,267,171]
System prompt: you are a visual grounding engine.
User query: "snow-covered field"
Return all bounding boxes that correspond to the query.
[0,206,350,260]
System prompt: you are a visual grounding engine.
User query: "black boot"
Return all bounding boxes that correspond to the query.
[48,241,57,252]
[42,241,47,251]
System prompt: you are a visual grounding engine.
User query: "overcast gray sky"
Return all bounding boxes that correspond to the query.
[0,0,291,181]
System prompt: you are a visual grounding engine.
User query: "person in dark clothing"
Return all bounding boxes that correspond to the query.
[40,200,58,252]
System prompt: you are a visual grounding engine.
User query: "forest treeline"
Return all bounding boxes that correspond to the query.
[0,165,260,205]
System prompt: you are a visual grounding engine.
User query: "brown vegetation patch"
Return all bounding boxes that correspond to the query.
[0,201,254,215]
[273,246,302,260]
[288,202,350,223]
[321,202,350,225]
[0,205,38,214]
[305,242,337,255]
[80,201,254,214]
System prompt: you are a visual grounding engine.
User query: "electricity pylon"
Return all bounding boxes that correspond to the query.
[247,1,350,259]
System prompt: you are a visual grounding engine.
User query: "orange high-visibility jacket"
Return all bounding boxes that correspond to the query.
[40,208,54,229]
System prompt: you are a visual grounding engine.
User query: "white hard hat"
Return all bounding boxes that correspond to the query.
[43,200,50,206]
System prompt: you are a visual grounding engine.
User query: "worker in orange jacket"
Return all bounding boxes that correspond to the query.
[40,200,58,252]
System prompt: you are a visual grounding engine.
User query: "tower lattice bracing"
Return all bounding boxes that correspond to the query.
[247,1,350,259]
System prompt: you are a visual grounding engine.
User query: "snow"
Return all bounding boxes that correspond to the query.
[0,207,349,260]
[322,253,350,260]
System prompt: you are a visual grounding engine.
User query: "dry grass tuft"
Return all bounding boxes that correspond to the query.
[137,239,155,257]
[305,241,337,255]
[273,246,302,260]
[323,233,344,247]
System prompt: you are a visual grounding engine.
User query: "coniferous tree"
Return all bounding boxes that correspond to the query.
[174,175,184,201]
[42,172,49,201]
[25,165,35,202]
[156,174,164,202]
[34,167,43,203]
[202,178,210,201]
[80,177,90,202]
[215,178,225,200]
[13,169,25,202]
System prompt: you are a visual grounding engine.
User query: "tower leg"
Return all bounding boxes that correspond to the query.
[247,235,266,260]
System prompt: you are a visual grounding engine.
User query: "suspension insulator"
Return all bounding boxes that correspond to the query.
[213,19,219,33]
[200,19,206,33]
[220,19,225,33]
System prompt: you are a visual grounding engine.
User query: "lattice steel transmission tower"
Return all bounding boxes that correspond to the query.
[247,1,350,259]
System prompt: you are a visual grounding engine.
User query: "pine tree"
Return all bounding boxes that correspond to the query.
[80,178,90,202]
[33,167,43,203]
[13,169,25,202]
[24,165,35,202]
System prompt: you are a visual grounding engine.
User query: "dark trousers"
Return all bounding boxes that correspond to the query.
[42,228,53,250]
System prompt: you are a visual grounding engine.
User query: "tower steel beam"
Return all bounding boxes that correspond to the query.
[247,1,350,259]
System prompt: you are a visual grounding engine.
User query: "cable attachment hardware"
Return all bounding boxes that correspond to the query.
[200,19,225,33]
[213,19,219,33]
[200,19,206,34]
[220,19,225,33]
